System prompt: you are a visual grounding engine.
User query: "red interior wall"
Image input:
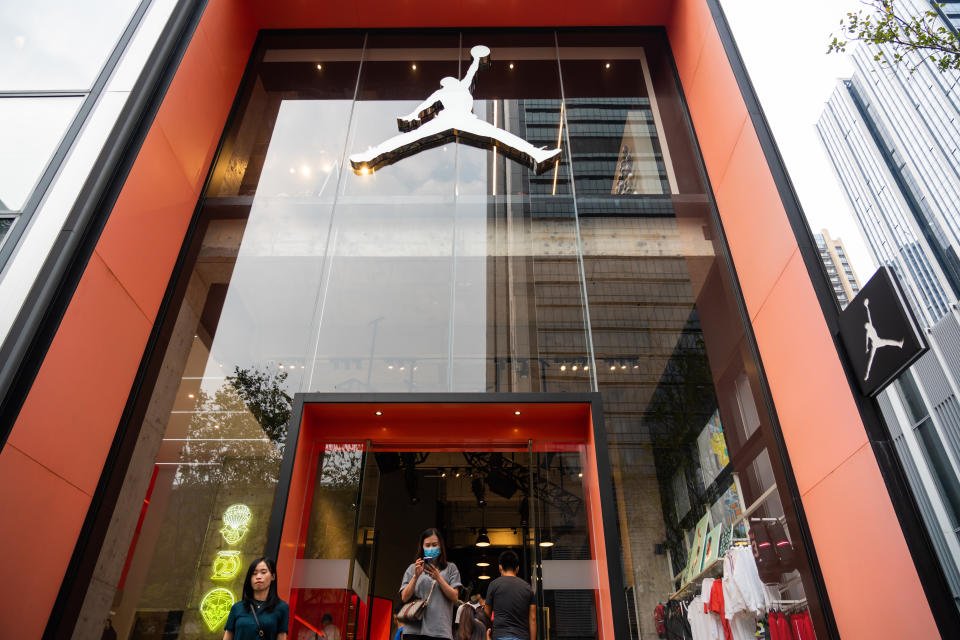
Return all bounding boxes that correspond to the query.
[0,0,937,636]
[665,0,937,636]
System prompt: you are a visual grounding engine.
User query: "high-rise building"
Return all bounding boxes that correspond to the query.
[814,229,860,307]
[818,0,960,612]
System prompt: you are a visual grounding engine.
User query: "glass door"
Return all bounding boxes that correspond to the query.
[288,440,381,640]
[529,444,598,640]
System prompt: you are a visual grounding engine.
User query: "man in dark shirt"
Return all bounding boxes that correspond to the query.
[484,550,536,640]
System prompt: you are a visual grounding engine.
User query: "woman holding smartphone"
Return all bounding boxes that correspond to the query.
[399,528,462,640]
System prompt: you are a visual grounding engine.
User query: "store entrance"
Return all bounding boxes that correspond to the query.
[269,395,620,640]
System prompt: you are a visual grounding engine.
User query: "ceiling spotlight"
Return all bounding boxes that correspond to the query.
[605,62,611,69]
[583,365,589,371]
[539,539,555,548]
[316,63,323,70]
[476,559,490,567]
[610,365,616,371]
[187,393,195,399]
[475,528,491,547]
[621,365,627,370]
[572,365,578,371]
[411,63,417,70]
[560,364,567,371]
[375,410,383,416]
[509,63,515,69]
[514,410,521,416]
[578,472,584,478]
[478,573,491,580]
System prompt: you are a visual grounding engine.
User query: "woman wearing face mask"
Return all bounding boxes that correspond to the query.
[399,528,462,640]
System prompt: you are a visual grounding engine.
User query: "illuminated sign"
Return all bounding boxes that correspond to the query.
[211,550,243,580]
[200,587,235,630]
[220,503,252,545]
[349,45,562,175]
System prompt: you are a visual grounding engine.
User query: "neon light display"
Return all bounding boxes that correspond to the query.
[200,587,235,630]
[220,503,252,544]
[211,550,242,580]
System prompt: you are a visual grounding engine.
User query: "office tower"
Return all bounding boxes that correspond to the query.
[814,229,861,307]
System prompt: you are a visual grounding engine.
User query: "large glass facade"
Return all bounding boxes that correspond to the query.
[75,30,828,640]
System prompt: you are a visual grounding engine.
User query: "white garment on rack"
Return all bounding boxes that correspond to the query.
[722,554,757,640]
[729,612,756,640]
[728,546,768,616]
[687,594,723,640]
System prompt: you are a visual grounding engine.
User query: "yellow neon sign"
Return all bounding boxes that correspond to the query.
[220,503,252,545]
[200,587,235,630]
[211,550,242,580]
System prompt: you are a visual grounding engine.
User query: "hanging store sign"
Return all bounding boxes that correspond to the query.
[349,45,562,175]
[838,266,927,396]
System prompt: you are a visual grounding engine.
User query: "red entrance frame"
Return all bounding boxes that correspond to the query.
[268,392,622,640]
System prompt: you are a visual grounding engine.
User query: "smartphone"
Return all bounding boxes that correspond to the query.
[423,556,434,566]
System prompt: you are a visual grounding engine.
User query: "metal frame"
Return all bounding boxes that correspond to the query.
[265,391,629,640]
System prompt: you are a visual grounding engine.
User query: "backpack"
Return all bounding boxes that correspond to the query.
[654,603,667,638]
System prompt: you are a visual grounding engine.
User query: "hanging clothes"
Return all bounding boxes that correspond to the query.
[722,550,760,640]
[708,577,733,640]
[687,595,723,640]
[666,600,692,640]
[728,546,769,615]
[788,611,815,640]
[767,612,792,640]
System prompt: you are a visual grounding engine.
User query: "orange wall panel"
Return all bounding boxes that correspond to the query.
[97,127,197,319]
[0,445,91,639]
[801,443,937,638]
[751,253,870,494]
[7,253,152,496]
[713,126,799,319]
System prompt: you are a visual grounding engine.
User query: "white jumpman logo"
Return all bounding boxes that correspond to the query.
[863,298,904,382]
[349,45,562,175]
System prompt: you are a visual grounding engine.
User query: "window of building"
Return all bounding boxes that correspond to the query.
[72,30,830,640]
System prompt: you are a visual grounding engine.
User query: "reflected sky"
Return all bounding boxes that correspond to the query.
[0,0,138,91]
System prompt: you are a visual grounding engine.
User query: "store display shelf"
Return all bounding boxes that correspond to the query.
[668,557,724,601]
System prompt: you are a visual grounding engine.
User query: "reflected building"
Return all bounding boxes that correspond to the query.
[0,3,955,640]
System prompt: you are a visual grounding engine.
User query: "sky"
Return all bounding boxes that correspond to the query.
[718,0,878,282]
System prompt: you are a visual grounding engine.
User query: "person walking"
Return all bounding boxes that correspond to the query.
[484,551,536,640]
[321,614,341,640]
[223,557,289,640]
[399,528,462,639]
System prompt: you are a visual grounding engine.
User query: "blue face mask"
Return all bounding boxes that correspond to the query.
[423,546,441,559]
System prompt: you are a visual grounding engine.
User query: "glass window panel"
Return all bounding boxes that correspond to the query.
[0,0,139,90]
[0,96,81,210]
[0,217,13,244]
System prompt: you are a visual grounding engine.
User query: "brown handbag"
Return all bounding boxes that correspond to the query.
[397,580,436,624]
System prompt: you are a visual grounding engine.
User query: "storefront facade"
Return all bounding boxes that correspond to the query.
[0,1,952,639]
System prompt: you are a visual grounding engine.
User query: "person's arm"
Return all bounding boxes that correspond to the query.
[423,563,458,601]
[528,604,537,640]
[278,634,287,640]
[400,560,423,602]
[222,633,234,640]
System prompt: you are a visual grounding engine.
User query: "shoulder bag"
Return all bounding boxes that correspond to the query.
[397,579,436,624]
[249,602,265,638]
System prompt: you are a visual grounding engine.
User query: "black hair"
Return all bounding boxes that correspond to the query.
[242,556,281,612]
[498,550,520,572]
[322,613,333,624]
[416,527,448,570]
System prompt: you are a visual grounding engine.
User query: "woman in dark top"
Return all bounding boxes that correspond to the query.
[399,528,462,639]
[223,557,290,640]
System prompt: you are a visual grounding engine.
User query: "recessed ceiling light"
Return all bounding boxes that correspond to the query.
[411,63,417,70]
[509,63,515,69]
[605,62,611,69]
[560,365,567,371]
[316,63,323,70]
[514,410,521,416]
[610,365,616,371]
[572,365,578,371]
[187,394,195,399]
[375,411,383,416]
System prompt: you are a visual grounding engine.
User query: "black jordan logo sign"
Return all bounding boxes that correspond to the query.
[838,266,926,396]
